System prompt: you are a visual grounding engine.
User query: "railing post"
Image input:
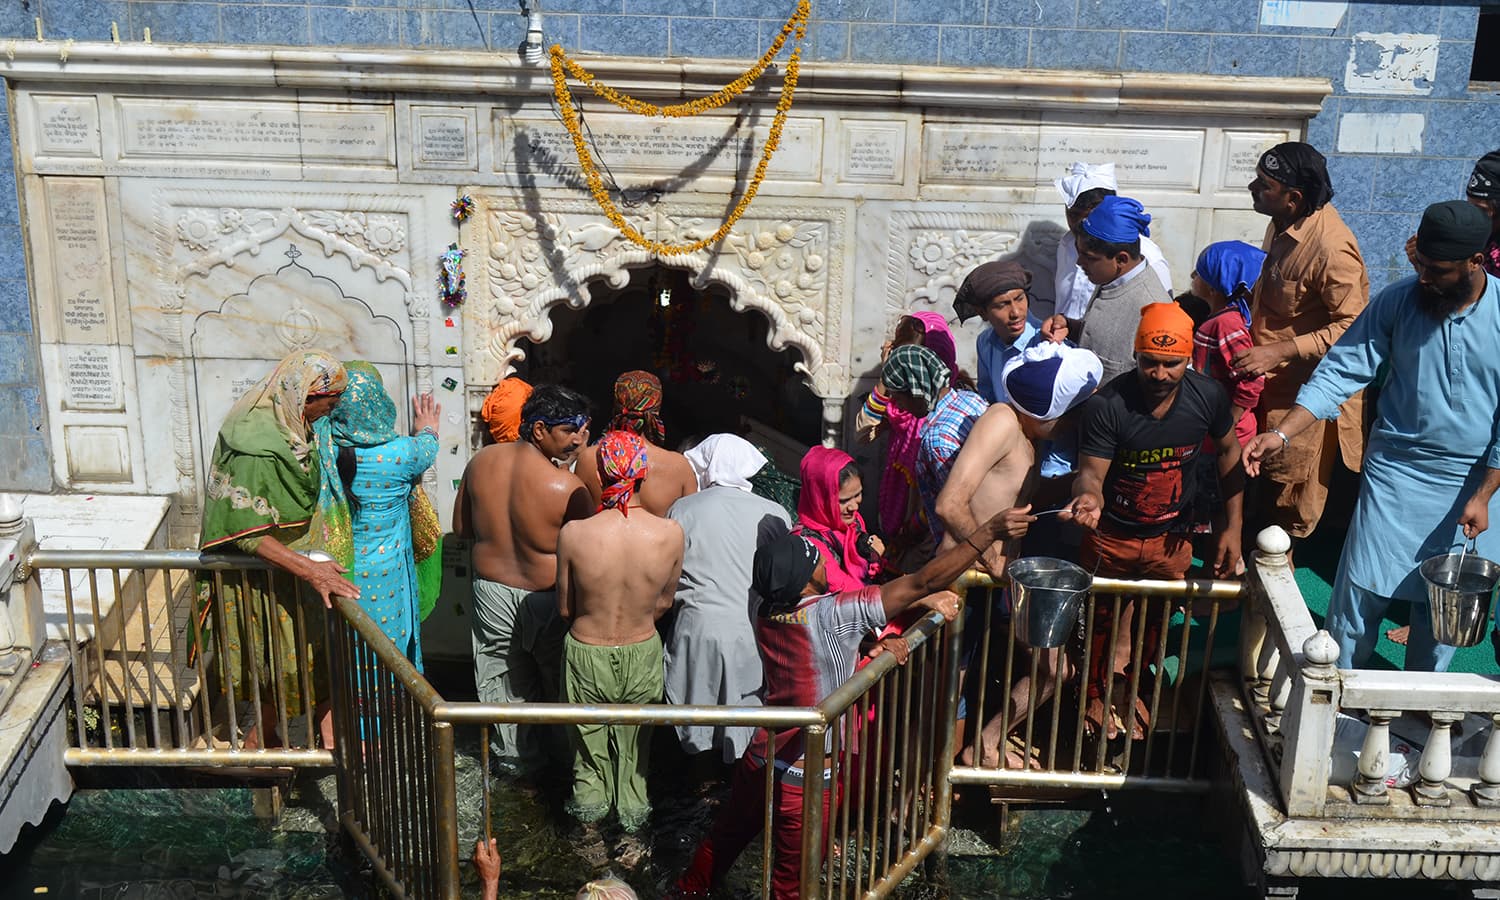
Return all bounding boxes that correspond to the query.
[434,720,461,899]
[1278,631,1341,817]
[0,497,42,709]
[1351,710,1400,805]
[1244,527,1292,705]
[800,723,828,900]
[1472,714,1500,807]
[1413,711,1462,807]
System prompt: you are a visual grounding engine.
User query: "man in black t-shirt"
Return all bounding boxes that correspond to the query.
[1061,302,1245,739]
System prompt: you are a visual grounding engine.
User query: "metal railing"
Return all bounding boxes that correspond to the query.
[30,549,334,768]
[949,569,1244,794]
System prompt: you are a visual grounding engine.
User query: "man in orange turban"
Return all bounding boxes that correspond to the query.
[1060,303,1245,740]
[480,377,533,443]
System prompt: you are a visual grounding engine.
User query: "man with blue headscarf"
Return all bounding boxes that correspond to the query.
[1042,195,1172,383]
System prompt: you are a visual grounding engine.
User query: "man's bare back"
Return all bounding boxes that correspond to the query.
[576,440,697,516]
[934,403,1036,573]
[454,440,593,590]
[558,507,684,646]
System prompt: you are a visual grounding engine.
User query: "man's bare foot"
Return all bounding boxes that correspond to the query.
[1386,625,1410,646]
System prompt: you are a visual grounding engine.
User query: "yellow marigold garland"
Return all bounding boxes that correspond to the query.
[548,2,808,257]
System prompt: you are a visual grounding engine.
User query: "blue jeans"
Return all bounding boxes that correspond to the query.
[1325,569,1455,672]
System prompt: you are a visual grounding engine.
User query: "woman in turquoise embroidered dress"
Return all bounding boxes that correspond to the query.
[323,363,443,669]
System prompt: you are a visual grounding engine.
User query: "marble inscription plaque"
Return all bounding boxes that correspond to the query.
[413,105,478,170]
[46,177,117,343]
[1222,131,1290,190]
[34,95,102,158]
[63,345,122,410]
[922,124,1204,190]
[839,120,905,185]
[501,114,823,181]
[117,99,394,166]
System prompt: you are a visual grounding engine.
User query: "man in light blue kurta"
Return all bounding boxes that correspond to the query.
[1243,201,1500,671]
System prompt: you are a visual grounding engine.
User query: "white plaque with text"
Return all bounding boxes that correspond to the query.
[838,120,906,185]
[34,95,102,158]
[46,177,117,344]
[499,114,823,182]
[413,105,479,170]
[922,123,1205,190]
[63,344,123,411]
[1222,131,1291,191]
[116,99,394,166]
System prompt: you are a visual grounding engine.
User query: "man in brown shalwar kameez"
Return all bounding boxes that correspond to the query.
[1233,142,1369,556]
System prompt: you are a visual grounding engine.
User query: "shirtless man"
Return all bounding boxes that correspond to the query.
[937,343,1104,767]
[575,370,697,515]
[557,430,685,832]
[453,383,594,774]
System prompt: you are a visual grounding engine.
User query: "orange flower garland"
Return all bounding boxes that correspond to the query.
[548,1,809,256]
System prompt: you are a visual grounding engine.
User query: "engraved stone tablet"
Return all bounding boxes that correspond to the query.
[63,344,122,410]
[117,99,394,166]
[839,120,905,185]
[1223,131,1291,191]
[500,114,823,182]
[34,95,102,158]
[922,123,1204,190]
[46,177,117,343]
[414,105,478,170]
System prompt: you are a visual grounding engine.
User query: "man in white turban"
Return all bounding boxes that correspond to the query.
[1054,161,1173,321]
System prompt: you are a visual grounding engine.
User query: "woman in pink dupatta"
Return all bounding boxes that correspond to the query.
[792,446,881,591]
[857,311,965,558]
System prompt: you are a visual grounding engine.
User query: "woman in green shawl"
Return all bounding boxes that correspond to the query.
[322,362,443,670]
[197,349,358,749]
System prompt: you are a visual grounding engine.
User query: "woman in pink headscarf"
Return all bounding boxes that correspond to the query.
[791,446,883,591]
[856,311,969,560]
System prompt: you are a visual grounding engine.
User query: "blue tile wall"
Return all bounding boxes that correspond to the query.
[0,0,1492,496]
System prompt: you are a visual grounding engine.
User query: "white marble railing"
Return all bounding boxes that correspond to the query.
[1242,527,1500,818]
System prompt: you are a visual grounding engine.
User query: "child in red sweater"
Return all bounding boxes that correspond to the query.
[1190,241,1267,448]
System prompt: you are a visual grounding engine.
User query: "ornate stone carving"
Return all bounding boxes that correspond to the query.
[885,211,1026,327]
[1264,849,1500,881]
[471,196,850,403]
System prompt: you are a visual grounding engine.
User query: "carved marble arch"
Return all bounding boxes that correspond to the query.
[151,192,435,516]
[471,197,852,438]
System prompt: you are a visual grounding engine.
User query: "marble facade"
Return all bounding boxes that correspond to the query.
[2,45,1329,544]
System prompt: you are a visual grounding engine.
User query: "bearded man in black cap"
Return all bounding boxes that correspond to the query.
[1233,141,1369,557]
[1245,200,1500,673]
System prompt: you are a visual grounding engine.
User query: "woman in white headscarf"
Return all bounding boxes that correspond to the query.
[663,434,793,762]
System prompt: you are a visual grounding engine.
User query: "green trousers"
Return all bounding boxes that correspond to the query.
[562,631,663,832]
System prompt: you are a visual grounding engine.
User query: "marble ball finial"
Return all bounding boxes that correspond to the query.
[1256,525,1292,556]
[1303,630,1340,668]
[0,495,20,532]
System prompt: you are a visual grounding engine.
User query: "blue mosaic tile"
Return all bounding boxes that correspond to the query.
[897,0,984,27]
[798,19,849,60]
[0,0,38,38]
[1347,2,1441,36]
[939,25,1027,68]
[311,7,402,45]
[1119,30,1208,73]
[1209,34,1299,76]
[814,0,896,23]
[1424,100,1500,162]
[489,7,541,49]
[0,333,36,384]
[1029,27,1121,70]
[353,0,403,12]
[18,438,52,489]
[850,22,938,64]
[1340,210,1420,269]
[38,0,131,41]
[1305,99,1338,150]
[1079,0,1167,32]
[1322,152,1379,210]
[670,16,758,59]
[579,14,668,56]
[986,0,1075,28]
[1296,35,1349,81]
[403,9,491,48]
[131,2,222,43]
[1439,4,1480,42]
[1371,156,1472,212]
[19,385,42,432]
[1166,0,1259,34]
[541,0,623,13]
[222,5,312,46]
[1429,41,1479,99]
[0,279,32,334]
[0,226,22,278]
[622,0,712,15]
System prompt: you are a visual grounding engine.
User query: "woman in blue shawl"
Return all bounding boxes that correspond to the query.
[316,363,443,669]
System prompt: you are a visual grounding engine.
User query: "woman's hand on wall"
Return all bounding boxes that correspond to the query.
[412,393,441,435]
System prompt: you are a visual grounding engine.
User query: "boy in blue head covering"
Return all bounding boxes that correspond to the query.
[1042,195,1172,384]
[1189,240,1268,450]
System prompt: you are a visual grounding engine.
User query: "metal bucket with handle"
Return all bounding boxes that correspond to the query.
[1420,537,1500,648]
[1006,557,1093,649]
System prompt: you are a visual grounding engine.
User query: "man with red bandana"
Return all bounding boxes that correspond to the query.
[556,430,685,832]
[576,370,698,515]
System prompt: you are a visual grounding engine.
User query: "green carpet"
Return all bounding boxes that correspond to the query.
[1292,526,1499,675]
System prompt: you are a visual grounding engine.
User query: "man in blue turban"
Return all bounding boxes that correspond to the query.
[1042,195,1172,383]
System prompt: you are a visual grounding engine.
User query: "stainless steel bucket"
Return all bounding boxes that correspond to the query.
[1420,544,1500,648]
[1007,557,1093,649]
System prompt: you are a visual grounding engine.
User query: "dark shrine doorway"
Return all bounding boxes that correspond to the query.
[517,266,825,452]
